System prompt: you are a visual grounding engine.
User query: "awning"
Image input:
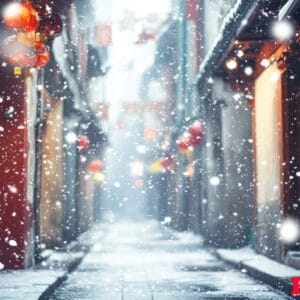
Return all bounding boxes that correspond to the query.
[195,0,291,94]
[195,0,261,94]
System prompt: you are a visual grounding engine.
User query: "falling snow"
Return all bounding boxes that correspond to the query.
[0,0,299,299]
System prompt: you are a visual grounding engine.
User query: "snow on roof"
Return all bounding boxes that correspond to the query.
[218,247,300,278]
[193,0,261,92]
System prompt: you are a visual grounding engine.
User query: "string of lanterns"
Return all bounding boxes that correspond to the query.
[2,1,63,69]
[88,159,103,173]
[150,157,174,174]
[88,159,105,183]
[176,120,205,153]
[76,135,106,183]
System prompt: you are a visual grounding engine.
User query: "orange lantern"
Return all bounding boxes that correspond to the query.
[89,160,103,172]
[77,135,90,150]
[144,128,156,141]
[3,3,39,32]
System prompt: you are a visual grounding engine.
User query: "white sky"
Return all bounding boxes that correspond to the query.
[114,0,171,17]
[92,0,172,123]
[95,0,171,22]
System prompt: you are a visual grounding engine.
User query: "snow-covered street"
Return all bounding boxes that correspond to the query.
[1,1,300,299]
[49,220,289,299]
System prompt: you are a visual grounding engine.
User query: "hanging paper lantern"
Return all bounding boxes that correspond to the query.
[144,128,156,141]
[176,137,188,151]
[176,133,194,151]
[160,158,173,170]
[3,3,39,32]
[2,36,50,68]
[189,120,205,145]
[88,160,103,172]
[34,42,50,68]
[16,31,36,46]
[77,135,90,150]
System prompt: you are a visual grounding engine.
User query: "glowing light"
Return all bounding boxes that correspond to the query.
[183,163,195,178]
[150,160,164,174]
[134,179,143,188]
[93,172,106,183]
[209,176,220,186]
[225,58,238,70]
[279,218,299,244]
[8,185,17,193]
[65,132,77,144]
[131,161,144,177]
[3,3,39,32]
[208,77,214,84]
[144,128,156,141]
[88,160,103,172]
[136,144,147,154]
[260,59,270,68]
[8,240,17,247]
[244,66,253,76]
[161,216,172,225]
[271,20,294,41]
[237,50,244,58]
[114,181,121,188]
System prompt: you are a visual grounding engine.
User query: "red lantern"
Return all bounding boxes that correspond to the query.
[34,42,50,68]
[88,160,103,172]
[2,36,50,68]
[176,133,193,151]
[189,120,205,145]
[3,3,39,32]
[77,135,90,150]
[160,158,173,169]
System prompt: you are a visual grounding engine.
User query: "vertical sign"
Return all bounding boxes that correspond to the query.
[95,24,112,47]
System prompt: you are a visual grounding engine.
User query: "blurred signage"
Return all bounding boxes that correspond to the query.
[95,24,112,46]
[144,128,157,141]
[122,102,166,115]
[97,103,109,119]
[186,0,199,20]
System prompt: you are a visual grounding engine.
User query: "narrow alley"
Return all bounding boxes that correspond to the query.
[50,220,289,300]
[0,0,300,299]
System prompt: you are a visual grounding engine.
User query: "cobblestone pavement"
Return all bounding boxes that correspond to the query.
[50,220,291,300]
